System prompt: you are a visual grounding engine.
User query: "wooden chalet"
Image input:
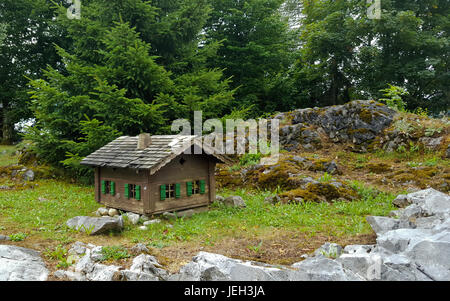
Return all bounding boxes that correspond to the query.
[81,134,230,215]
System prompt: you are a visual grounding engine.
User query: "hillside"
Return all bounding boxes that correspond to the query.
[0,100,449,280]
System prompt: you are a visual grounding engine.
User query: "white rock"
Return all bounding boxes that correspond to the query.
[0,245,49,281]
[143,219,161,226]
[108,208,119,217]
[96,207,109,216]
[126,212,141,225]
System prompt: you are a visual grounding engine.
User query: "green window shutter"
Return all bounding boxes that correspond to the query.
[124,184,129,199]
[175,183,181,198]
[186,182,192,196]
[136,185,141,200]
[199,180,206,194]
[160,185,166,201]
[110,181,115,195]
[101,180,106,194]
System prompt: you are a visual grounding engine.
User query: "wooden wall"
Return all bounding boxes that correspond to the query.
[97,167,149,214]
[148,154,215,214]
[96,154,218,215]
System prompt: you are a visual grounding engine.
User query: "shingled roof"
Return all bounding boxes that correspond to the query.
[80,135,231,174]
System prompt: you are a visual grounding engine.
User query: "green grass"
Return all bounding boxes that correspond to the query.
[100,246,131,261]
[0,145,18,166]
[0,178,396,248]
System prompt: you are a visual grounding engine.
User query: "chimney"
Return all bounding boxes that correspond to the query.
[137,133,152,150]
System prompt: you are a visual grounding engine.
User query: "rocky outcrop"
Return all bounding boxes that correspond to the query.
[277,100,397,151]
[0,245,49,281]
[216,195,246,208]
[54,242,167,281]
[56,188,449,281]
[66,216,124,235]
[172,188,450,281]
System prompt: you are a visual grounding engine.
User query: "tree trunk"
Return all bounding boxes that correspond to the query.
[1,101,13,145]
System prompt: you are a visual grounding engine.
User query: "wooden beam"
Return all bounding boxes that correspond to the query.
[208,159,216,204]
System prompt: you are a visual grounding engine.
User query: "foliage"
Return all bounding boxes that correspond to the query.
[0,177,396,249]
[318,172,335,183]
[379,85,409,112]
[292,0,449,111]
[239,153,262,167]
[44,245,73,269]
[100,246,131,262]
[9,232,28,242]
[0,0,68,144]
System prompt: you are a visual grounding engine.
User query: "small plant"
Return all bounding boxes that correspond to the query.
[247,241,263,254]
[407,161,421,168]
[414,107,429,117]
[318,172,335,183]
[409,142,420,154]
[44,245,74,269]
[239,153,262,167]
[393,119,415,134]
[379,84,409,112]
[424,127,443,137]
[424,157,439,167]
[228,164,241,172]
[9,232,27,242]
[320,245,340,259]
[100,246,131,261]
[77,224,95,235]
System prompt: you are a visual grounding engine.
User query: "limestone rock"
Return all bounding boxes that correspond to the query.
[172,252,293,281]
[125,212,141,225]
[291,256,364,281]
[0,245,49,281]
[108,208,119,217]
[66,216,124,235]
[313,243,343,258]
[96,207,109,216]
[223,196,246,208]
[143,219,161,226]
[366,216,413,235]
[393,194,410,208]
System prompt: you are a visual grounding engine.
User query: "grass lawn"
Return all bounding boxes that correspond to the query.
[0,177,396,272]
[0,145,18,166]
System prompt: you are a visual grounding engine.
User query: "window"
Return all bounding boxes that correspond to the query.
[193,180,200,194]
[187,180,206,196]
[166,184,175,199]
[102,180,114,195]
[160,183,180,200]
[125,184,141,200]
[129,184,136,199]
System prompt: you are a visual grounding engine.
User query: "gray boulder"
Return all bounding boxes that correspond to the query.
[314,242,343,258]
[223,196,246,208]
[121,254,167,281]
[23,169,35,181]
[125,212,141,225]
[404,231,450,281]
[392,194,410,208]
[172,252,293,281]
[0,245,49,281]
[0,234,11,241]
[291,256,364,281]
[406,188,450,216]
[66,216,124,235]
[143,219,161,226]
[366,216,413,235]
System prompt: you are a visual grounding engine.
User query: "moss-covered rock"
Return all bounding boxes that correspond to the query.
[278,182,358,204]
[366,162,392,174]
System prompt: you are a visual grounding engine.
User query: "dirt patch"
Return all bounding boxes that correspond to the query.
[152,230,377,273]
